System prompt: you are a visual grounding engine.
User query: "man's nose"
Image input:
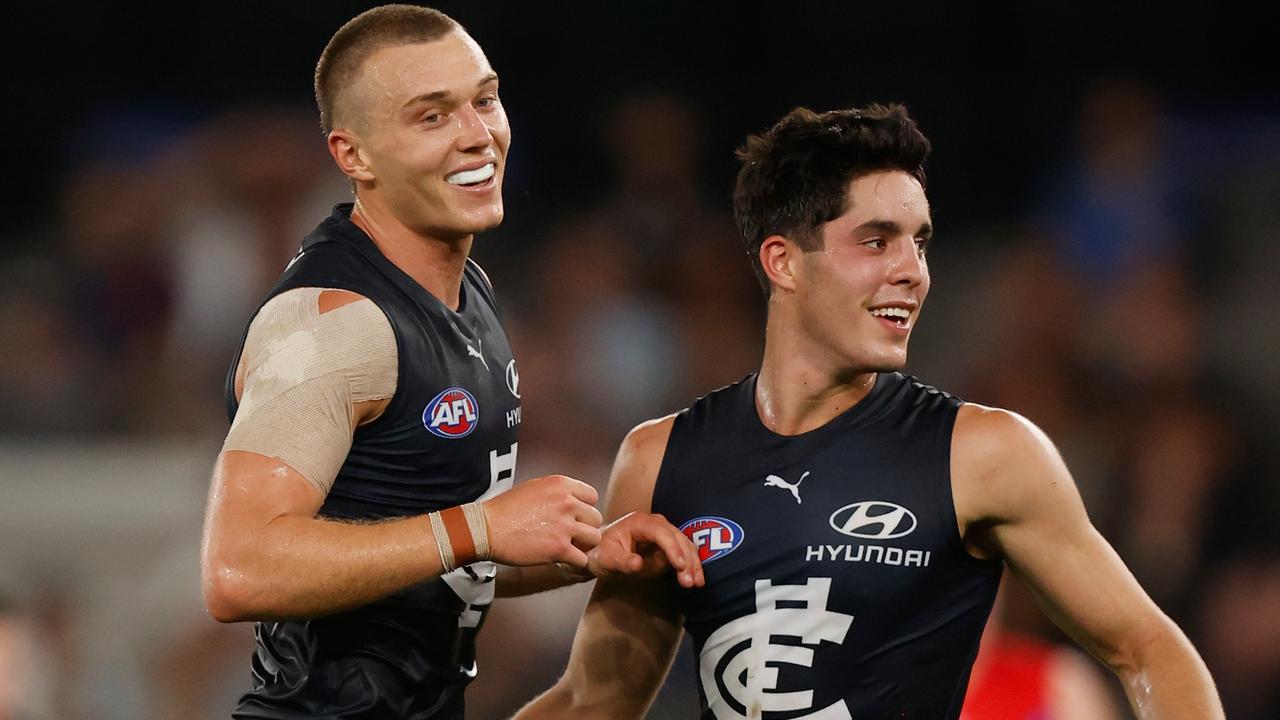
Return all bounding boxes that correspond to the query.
[889,239,926,287]
[454,104,492,151]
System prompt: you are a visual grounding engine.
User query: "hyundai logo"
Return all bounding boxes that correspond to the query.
[829,501,917,539]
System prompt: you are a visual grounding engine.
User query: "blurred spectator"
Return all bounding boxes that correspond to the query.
[0,593,56,720]
[0,257,96,435]
[1197,557,1280,720]
[670,227,763,401]
[962,577,1127,720]
[60,152,176,434]
[1041,77,1182,293]
[1114,392,1237,617]
[523,214,682,449]
[163,107,349,435]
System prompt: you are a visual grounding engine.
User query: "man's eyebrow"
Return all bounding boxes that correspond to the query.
[855,219,933,239]
[402,90,450,109]
[400,74,500,110]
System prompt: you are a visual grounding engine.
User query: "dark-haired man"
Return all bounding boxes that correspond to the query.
[516,104,1222,719]
[200,5,701,719]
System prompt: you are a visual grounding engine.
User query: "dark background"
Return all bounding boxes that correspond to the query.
[9,1,1276,238]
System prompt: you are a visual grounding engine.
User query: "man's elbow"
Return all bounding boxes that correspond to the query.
[201,555,265,623]
[1105,614,1190,678]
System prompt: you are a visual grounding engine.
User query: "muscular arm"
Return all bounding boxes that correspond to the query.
[201,289,602,622]
[954,405,1223,719]
[516,416,687,720]
[203,450,454,620]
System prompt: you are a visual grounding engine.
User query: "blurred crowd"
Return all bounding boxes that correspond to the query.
[1,75,1278,720]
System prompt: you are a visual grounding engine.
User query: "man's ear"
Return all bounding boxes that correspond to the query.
[328,129,376,183]
[760,234,800,294]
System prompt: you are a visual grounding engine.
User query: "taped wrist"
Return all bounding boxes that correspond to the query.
[429,502,491,572]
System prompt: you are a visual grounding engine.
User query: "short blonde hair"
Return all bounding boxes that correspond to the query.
[313,4,459,133]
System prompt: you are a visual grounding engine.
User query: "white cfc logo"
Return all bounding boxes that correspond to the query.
[700,578,853,720]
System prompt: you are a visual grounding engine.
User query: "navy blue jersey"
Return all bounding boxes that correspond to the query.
[223,204,522,719]
[651,372,1001,720]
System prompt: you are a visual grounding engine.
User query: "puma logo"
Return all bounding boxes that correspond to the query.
[466,340,489,371]
[764,471,810,505]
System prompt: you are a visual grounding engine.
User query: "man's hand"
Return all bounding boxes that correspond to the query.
[483,474,603,568]
[587,511,705,588]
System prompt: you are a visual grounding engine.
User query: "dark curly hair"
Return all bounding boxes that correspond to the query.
[733,103,931,294]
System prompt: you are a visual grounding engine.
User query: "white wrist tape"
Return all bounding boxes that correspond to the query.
[428,501,491,572]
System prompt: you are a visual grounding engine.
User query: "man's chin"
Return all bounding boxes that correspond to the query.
[429,207,504,240]
[867,347,910,373]
[462,205,504,235]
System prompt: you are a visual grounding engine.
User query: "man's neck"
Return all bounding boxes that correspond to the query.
[755,311,877,436]
[351,196,473,310]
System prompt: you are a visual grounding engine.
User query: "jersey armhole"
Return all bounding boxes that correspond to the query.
[649,411,690,516]
[939,400,1005,573]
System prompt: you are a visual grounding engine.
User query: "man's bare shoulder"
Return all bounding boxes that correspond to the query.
[953,403,1052,471]
[622,414,678,456]
[317,288,369,313]
[951,402,1071,530]
[604,414,679,520]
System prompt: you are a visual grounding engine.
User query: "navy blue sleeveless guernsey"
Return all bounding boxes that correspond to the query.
[223,204,521,719]
[652,372,1002,720]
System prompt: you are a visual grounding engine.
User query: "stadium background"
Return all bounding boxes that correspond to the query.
[1,1,1277,717]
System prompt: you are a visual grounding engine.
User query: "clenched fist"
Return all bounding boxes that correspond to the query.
[482,474,603,568]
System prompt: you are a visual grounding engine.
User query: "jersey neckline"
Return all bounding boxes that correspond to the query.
[326,203,472,319]
[739,371,897,442]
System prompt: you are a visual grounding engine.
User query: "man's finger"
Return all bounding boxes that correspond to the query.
[567,478,599,506]
[570,522,602,553]
[669,524,705,587]
[575,501,604,529]
[633,518,692,571]
[598,549,645,575]
[560,546,590,569]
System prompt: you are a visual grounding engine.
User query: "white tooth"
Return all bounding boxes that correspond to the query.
[446,163,495,185]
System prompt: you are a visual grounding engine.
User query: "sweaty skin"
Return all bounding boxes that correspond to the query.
[204,28,705,623]
[514,169,1222,720]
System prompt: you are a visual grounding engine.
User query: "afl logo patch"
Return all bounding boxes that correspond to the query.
[423,387,479,439]
[679,516,744,564]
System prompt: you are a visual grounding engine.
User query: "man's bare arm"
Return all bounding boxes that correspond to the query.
[201,289,602,622]
[954,405,1223,719]
[516,417,689,719]
[203,451,599,621]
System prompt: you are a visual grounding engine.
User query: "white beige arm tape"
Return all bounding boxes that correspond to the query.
[222,287,398,496]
